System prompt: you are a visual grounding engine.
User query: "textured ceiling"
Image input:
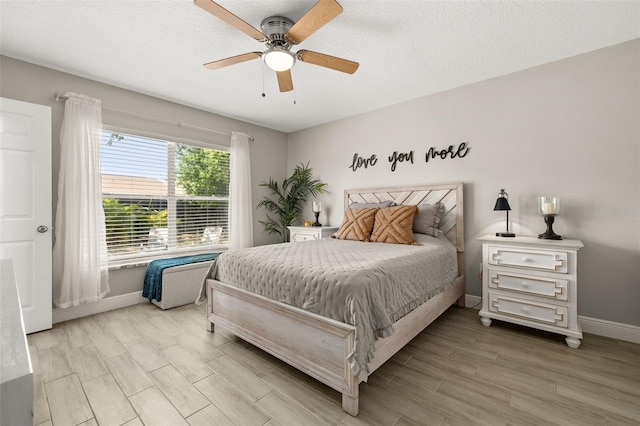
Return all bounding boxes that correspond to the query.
[1,1,638,133]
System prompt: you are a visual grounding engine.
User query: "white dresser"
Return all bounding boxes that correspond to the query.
[1,259,33,425]
[287,226,338,242]
[478,235,584,348]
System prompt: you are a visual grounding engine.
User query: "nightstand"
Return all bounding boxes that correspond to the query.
[287,226,338,242]
[478,235,584,348]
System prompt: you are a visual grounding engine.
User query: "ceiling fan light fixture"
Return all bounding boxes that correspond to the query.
[263,47,295,72]
[196,1,358,92]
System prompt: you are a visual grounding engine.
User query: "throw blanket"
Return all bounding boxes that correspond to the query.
[198,234,457,381]
[143,253,219,302]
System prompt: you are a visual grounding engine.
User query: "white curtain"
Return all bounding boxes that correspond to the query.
[229,131,253,249]
[52,92,110,308]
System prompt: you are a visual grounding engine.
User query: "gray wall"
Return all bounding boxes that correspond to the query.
[0,56,288,297]
[287,40,640,326]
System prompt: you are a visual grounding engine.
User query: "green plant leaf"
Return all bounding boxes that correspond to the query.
[257,162,327,242]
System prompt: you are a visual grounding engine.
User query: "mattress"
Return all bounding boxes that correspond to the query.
[201,233,458,380]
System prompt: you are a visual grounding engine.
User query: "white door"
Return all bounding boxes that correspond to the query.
[0,97,52,334]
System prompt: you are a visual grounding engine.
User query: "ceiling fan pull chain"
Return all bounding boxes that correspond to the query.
[261,63,266,98]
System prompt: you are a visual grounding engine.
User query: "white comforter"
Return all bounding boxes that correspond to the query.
[201,233,458,380]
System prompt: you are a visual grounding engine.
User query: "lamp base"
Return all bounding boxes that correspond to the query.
[538,215,562,240]
[312,211,322,227]
[538,233,562,240]
[496,232,515,237]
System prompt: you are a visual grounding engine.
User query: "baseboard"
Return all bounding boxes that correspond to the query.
[579,315,640,344]
[461,294,639,344]
[52,291,148,324]
[465,294,482,309]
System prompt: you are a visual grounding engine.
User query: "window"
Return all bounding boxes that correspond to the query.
[101,130,229,259]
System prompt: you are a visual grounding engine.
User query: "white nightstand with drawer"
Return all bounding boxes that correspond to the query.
[288,226,338,242]
[478,235,584,348]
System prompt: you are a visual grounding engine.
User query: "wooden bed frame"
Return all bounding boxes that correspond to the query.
[206,183,465,416]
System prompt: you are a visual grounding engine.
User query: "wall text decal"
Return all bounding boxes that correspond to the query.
[389,151,414,171]
[426,142,470,163]
[349,153,378,172]
[348,142,470,172]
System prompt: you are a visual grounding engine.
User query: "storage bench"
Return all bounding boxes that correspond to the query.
[143,254,218,310]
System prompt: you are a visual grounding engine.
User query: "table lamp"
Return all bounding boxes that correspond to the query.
[494,189,515,237]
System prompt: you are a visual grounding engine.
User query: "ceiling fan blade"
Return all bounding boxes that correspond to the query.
[276,70,294,92]
[286,0,343,45]
[194,0,267,42]
[203,52,262,70]
[297,50,359,74]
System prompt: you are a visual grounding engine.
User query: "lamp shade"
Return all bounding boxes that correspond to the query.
[494,189,511,211]
[494,197,511,211]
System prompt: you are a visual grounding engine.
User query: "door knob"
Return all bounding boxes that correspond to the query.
[37,225,48,233]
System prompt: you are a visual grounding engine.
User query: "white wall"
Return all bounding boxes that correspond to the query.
[0,56,288,297]
[287,40,640,326]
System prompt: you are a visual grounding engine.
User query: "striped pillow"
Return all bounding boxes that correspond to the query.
[333,208,378,242]
[370,205,418,245]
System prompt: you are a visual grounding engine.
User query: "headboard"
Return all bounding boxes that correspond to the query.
[344,183,464,253]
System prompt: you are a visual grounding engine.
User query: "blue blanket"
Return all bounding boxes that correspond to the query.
[143,253,219,302]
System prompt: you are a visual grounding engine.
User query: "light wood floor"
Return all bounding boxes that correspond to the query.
[29,302,639,426]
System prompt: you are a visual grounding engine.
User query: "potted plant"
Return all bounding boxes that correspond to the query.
[258,162,327,242]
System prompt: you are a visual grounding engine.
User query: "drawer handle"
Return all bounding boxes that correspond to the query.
[521,282,529,288]
[522,307,531,314]
[522,257,532,262]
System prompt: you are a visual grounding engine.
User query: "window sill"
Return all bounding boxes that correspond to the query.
[108,246,227,271]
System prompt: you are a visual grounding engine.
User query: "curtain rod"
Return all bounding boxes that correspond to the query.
[53,91,254,141]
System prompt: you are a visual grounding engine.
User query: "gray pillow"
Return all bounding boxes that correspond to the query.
[413,202,445,236]
[349,200,396,209]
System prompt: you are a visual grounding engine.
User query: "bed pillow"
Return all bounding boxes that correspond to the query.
[332,207,378,242]
[413,202,445,237]
[348,200,396,209]
[370,205,419,245]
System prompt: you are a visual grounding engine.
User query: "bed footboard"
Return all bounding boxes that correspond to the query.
[206,276,465,416]
[206,279,360,415]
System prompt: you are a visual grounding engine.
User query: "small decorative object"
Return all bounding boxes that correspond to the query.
[538,196,562,240]
[493,189,515,237]
[304,221,312,227]
[312,201,323,227]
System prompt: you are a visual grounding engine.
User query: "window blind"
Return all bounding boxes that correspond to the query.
[101,131,229,259]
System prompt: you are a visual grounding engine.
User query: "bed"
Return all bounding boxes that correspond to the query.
[202,183,465,416]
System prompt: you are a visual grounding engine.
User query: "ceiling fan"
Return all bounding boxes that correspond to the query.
[194,0,359,93]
